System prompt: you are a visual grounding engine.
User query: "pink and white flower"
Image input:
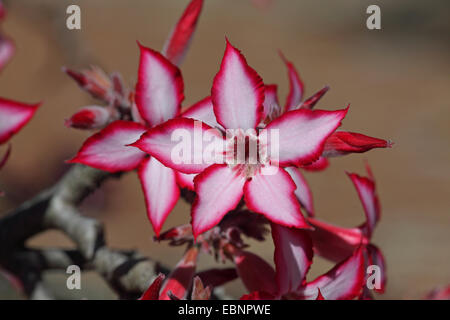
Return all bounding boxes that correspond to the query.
[133,39,348,238]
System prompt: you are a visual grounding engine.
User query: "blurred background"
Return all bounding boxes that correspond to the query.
[0,0,449,299]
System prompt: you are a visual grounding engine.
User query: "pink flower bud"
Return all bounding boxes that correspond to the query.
[63,66,114,102]
[65,106,114,130]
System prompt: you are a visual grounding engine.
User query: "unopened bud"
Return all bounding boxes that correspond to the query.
[65,105,114,130]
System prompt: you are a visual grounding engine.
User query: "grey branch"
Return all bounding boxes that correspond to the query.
[0,165,168,299]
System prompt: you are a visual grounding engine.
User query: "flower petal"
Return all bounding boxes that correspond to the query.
[262,84,281,121]
[348,169,380,237]
[139,273,165,300]
[233,249,277,295]
[366,244,386,293]
[162,0,204,66]
[301,156,329,172]
[212,40,264,130]
[285,167,314,217]
[265,107,348,166]
[307,217,368,262]
[191,276,211,300]
[176,172,196,190]
[300,86,329,110]
[243,167,310,229]
[135,44,184,127]
[68,120,147,173]
[192,164,246,237]
[132,117,225,174]
[160,247,199,300]
[280,52,304,111]
[182,96,222,129]
[138,157,180,237]
[316,289,325,300]
[0,98,40,145]
[300,248,365,300]
[0,36,14,72]
[271,223,313,296]
[195,268,238,288]
[323,131,392,157]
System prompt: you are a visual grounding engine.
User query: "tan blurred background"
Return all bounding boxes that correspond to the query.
[0,0,449,299]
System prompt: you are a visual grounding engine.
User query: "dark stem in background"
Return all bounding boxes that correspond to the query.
[0,165,171,299]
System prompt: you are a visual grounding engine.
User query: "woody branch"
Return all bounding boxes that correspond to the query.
[0,164,170,299]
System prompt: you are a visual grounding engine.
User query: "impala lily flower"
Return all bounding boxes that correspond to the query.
[234,224,365,300]
[133,39,348,238]
[68,0,205,237]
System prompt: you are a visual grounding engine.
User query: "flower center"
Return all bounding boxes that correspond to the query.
[224,129,269,178]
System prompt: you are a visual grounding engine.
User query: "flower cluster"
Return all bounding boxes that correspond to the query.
[66,0,392,299]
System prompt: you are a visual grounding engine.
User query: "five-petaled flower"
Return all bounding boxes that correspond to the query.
[132,39,349,238]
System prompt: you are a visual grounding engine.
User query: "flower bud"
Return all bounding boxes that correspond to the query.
[65,105,115,130]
